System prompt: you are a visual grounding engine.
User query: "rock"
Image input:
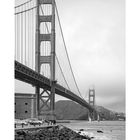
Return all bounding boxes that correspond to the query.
[16,131,26,136]
[15,125,91,140]
[79,129,84,131]
[97,130,103,133]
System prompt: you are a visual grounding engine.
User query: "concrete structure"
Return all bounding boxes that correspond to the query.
[15,93,36,119]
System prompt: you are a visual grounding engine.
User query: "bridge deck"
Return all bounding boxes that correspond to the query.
[15,61,93,111]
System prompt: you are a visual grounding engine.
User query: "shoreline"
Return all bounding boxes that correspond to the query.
[15,121,125,140]
[15,125,91,140]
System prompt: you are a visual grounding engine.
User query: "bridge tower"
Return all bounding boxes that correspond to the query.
[88,89,95,121]
[35,0,56,120]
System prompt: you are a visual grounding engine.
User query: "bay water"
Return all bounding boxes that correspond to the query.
[60,121,125,140]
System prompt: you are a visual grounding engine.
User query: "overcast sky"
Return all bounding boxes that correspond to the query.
[15,0,125,113]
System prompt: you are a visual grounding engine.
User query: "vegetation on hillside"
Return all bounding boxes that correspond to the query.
[54,100,125,120]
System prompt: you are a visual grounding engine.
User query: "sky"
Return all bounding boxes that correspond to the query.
[15,0,125,113]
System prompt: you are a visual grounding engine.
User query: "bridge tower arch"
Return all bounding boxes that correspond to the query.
[35,0,56,120]
[88,89,95,121]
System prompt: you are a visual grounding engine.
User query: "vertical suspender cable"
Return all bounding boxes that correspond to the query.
[44,5,46,76]
[32,8,34,69]
[33,7,35,69]
[28,2,30,67]
[47,5,49,77]
[31,10,34,69]
[46,5,48,77]
[15,13,17,60]
[33,8,35,70]
[25,4,26,65]
[30,8,32,68]
[21,6,23,63]
[17,14,19,61]
[42,7,44,75]
[44,22,45,76]
[45,5,47,76]
[19,12,21,62]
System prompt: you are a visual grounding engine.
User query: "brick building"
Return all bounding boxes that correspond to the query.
[15,93,36,119]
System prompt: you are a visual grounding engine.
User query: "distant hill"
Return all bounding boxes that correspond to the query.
[54,100,125,120]
[55,100,88,120]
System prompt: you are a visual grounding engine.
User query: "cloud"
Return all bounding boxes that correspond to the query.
[96,96,122,106]
[105,98,125,113]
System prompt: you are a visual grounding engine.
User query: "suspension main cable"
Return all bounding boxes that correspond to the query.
[55,2,84,100]
[15,0,33,9]
[15,6,37,15]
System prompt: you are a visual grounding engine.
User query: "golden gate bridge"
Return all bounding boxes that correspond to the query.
[15,0,96,120]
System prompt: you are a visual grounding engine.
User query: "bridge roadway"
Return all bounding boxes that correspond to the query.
[15,61,94,111]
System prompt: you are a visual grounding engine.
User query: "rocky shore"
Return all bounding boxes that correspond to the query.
[15,125,91,140]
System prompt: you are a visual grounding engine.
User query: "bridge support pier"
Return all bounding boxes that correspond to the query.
[88,89,95,121]
[36,87,40,117]
[88,111,94,122]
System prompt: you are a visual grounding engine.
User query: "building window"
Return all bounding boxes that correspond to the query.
[25,111,28,113]
[15,103,16,105]
[15,111,16,113]
[25,103,28,105]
